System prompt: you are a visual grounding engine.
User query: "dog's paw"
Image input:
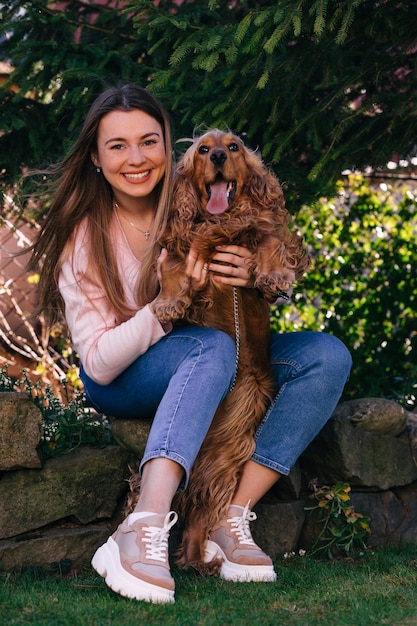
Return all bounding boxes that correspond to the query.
[153,296,192,323]
[255,272,294,303]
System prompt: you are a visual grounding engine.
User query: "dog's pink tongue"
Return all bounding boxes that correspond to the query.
[206,181,229,214]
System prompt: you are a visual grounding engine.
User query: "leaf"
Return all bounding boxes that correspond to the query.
[264,19,293,54]
[235,13,253,44]
[309,0,328,36]
[192,51,220,72]
[335,0,362,45]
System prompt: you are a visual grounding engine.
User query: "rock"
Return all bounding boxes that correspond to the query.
[0,392,43,470]
[398,411,417,450]
[110,418,151,459]
[394,482,417,544]
[301,415,417,490]
[0,524,111,571]
[332,397,408,436]
[252,501,306,556]
[0,445,135,540]
[349,482,417,547]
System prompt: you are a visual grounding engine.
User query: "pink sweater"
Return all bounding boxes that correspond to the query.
[58,215,168,385]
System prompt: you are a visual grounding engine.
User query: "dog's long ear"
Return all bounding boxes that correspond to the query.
[249,173,288,219]
[161,174,201,257]
[243,151,289,221]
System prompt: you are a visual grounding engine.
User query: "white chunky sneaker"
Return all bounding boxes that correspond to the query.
[204,502,277,582]
[91,511,178,603]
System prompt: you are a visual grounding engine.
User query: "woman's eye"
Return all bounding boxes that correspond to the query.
[110,144,124,150]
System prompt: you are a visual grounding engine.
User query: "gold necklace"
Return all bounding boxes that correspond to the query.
[114,202,152,241]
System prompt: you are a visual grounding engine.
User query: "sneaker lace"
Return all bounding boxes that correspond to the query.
[228,501,257,546]
[142,511,178,562]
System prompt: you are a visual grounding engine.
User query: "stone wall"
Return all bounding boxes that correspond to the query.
[0,393,135,571]
[1,392,416,571]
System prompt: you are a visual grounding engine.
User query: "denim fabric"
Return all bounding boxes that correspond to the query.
[81,327,351,487]
[81,326,237,488]
[252,331,352,475]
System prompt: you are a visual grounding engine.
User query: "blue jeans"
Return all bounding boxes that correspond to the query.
[81,327,351,488]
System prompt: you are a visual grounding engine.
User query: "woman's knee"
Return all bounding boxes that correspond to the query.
[316,333,352,374]
[271,331,352,385]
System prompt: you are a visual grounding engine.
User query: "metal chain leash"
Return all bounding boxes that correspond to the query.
[229,286,240,391]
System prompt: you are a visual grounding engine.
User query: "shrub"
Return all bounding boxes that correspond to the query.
[272,174,417,406]
[305,481,371,558]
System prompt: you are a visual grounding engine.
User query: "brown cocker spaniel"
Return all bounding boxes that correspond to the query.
[153,129,309,573]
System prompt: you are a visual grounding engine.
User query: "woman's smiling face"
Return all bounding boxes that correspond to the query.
[92,109,166,207]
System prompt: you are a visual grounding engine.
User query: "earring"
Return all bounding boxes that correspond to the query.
[96,166,101,173]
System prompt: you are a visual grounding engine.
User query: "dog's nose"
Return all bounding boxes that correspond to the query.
[210,150,227,166]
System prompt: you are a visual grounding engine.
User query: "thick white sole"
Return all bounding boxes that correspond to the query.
[204,540,277,583]
[91,536,175,603]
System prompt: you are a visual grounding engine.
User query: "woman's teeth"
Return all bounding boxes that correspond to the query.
[124,171,150,180]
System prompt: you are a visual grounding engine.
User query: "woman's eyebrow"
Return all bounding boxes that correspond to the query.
[104,132,161,146]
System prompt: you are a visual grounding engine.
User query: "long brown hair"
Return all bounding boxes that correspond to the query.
[28,83,174,327]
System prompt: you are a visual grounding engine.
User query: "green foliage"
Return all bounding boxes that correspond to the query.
[0,366,114,460]
[0,0,149,191]
[1,1,417,207]
[126,0,417,204]
[271,175,417,404]
[305,482,371,558]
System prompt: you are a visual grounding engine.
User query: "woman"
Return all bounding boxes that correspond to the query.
[30,83,352,604]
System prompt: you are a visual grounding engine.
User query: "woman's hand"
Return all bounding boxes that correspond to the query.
[206,245,255,287]
[185,244,255,289]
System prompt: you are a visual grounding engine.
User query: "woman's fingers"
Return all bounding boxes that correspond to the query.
[186,245,210,289]
[209,245,255,287]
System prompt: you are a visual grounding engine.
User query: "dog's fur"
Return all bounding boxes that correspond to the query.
[131,129,309,573]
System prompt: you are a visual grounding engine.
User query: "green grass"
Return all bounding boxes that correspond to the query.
[1,547,417,625]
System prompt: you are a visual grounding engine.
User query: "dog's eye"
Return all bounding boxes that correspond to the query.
[198,145,209,154]
[228,143,239,152]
